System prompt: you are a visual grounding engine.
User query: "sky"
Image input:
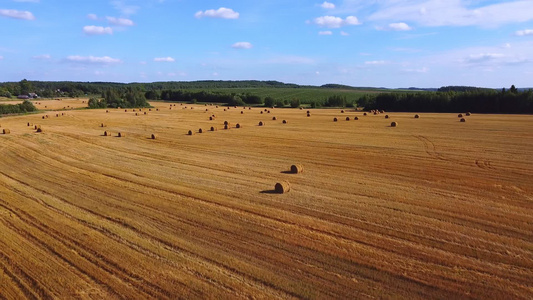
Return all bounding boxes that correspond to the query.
[0,0,532,88]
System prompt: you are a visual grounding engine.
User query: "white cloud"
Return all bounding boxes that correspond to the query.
[313,15,361,28]
[0,9,35,20]
[32,54,51,60]
[319,31,333,35]
[515,29,533,36]
[83,26,113,35]
[365,60,387,65]
[465,53,505,64]
[320,1,335,9]
[366,0,533,27]
[154,57,175,62]
[106,16,134,26]
[0,56,3,60]
[87,13,98,20]
[403,67,429,73]
[388,22,412,31]
[195,7,239,19]
[232,42,253,49]
[66,55,122,64]
[340,31,350,36]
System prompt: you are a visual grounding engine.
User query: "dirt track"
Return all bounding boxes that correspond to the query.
[1,101,532,299]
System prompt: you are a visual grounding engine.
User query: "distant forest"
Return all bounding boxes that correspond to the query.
[1,80,532,113]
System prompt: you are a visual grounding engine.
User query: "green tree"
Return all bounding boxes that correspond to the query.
[264,97,275,107]
[19,79,33,95]
[290,98,300,108]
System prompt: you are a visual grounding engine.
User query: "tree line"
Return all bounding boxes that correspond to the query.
[359,86,533,114]
[0,100,37,115]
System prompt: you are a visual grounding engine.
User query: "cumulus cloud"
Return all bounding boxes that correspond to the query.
[195,7,239,19]
[83,25,113,35]
[387,22,412,31]
[320,1,335,9]
[0,9,35,20]
[154,57,175,62]
[515,29,533,36]
[232,42,253,49]
[66,55,121,64]
[319,31,333,35]
[106,16,134,26]
[313,15,361,28]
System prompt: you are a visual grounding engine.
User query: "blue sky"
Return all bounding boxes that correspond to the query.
[1,0,532,88]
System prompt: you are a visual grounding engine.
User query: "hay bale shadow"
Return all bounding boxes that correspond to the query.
[260,190,281,194]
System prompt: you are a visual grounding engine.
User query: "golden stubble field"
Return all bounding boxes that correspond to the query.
[0,99,532,299]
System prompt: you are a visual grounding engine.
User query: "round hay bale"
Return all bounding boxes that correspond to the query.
[133,109,136,112]
[144,112,147,115]
[267,111,271,114]
[333,117,338,122]
[135,113,139,116]
[241,111,244,114]
[258,121,264,126]
[374,112,378,115]
[307,110,310,114]
[460,118,466,122]
[385,115,389,119]
[216,105,219,108]
[354,116,359,120]
[260,111,264,114]
[209,116,214,120]
[151,134,157,139]
[282,120,287,124]
[210,126,217,131]
[414,114,420,118]
[224,109,227,111]
[275,181,291,194]
[224,121,229,125]
[118,132,125,137]
[36,127,43,133]
[236,123,242,129]
[264,109,268,112]
[380,110,385,114]
[42,116,45,119]
[100,123,106,127]
[290,164,303,174]
[34,125,41,130]
[56,114,59,117]
[458,113,463,118]
[27,122,31,126]
[149,109,152,111]
[391,121,398,127]
[3,129,11,134]
[125,109,128,112]
[188,130,194,135]
[104,131,110,136]
[156,108,159,111]
[363,112,367,116]
[299,107,303,110]
[272,116,277,120]
[224,124,230,130]
[346,117,350,121]
[307,113,311,117]
[249,107,252,110]
[466,112,471,116]
[198,128,203,133]
[62,113,65,116]
[341,110,345,113]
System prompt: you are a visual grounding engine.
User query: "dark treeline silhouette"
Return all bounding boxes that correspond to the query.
[360,86,533,114]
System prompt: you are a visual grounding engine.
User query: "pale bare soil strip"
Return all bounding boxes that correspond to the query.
[0,101,532,299]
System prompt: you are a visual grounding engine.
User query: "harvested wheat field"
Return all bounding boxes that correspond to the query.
[0,102,532,299]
